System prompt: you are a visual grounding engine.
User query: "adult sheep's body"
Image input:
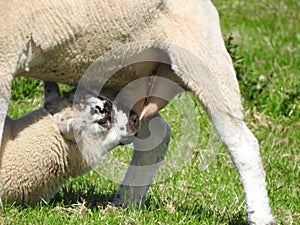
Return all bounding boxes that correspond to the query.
[0,82,138,205]
[0,0,275,224]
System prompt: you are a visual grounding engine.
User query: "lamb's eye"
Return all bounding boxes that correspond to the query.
[97,118,107,127]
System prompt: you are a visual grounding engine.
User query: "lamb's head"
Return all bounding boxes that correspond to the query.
[53,93,139,167]
[76,95,139,147]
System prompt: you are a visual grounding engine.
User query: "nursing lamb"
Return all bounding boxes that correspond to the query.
[0,82,138,206]
[0,0,276,224]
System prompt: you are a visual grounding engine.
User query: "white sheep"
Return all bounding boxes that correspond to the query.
[0,82,138,206]
[0,0,275,224]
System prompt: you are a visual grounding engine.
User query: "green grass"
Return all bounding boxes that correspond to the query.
[1,0,299,224]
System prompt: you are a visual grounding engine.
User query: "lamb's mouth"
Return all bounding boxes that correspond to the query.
[119,111,140,145]
[128,110,139,135]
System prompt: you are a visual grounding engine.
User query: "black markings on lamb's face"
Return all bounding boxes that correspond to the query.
[80,95,140,143]
[91,99,115,129]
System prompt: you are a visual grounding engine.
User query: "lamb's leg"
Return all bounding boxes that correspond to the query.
[43,81,60,104]
[114,113,170,206]
[0,74,13,148]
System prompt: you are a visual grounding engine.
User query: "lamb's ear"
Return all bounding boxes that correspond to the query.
[53,113,76,141]
[43,81,60,105]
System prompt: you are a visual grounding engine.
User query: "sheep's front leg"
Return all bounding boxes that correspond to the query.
[114,113,170,206]
[0,74,13,148]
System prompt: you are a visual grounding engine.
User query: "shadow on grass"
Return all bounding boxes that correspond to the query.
[49,183,115,209]
[228,212,247,225]
[48,183,247,224]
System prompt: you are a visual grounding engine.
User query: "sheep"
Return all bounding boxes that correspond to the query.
[0,81,139,206]
[0,0,276,224]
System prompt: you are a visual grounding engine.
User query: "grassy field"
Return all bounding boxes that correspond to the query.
[1,0,299,224]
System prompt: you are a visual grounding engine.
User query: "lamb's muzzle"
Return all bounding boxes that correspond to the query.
[128,111,139,134]
[120,111,140,145]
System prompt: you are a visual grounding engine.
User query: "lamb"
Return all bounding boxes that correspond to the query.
[0,0,276,224]
[0,81,139,206]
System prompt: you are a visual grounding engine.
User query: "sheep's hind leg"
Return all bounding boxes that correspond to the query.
[209,111,276,225]
[163,43,276,224]
[114,113,170,206]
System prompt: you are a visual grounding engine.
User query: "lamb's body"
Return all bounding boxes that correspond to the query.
[0,83,137,206]
[0,1,276,224]
[0,109,88,205]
